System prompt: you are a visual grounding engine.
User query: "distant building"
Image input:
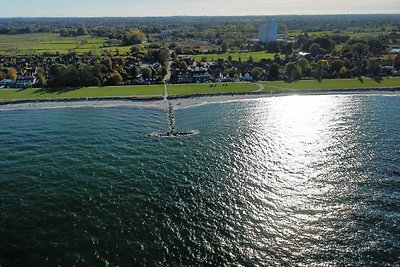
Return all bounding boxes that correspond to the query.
[258,19,278,43]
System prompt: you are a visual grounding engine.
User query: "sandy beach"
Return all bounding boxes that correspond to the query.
[0,90,399,111]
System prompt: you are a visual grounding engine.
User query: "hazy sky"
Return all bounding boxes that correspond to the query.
[1,0,399,17]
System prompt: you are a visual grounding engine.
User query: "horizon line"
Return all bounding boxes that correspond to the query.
[0,13,399,19]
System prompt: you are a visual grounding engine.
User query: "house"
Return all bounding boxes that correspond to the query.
[192,68,211,83]
[241,73,254,82]
[15,76,37,88]
[390,48,400,54]
[1,79,16,88]
[137,75,157,85]
[216,74,234,83]
[177,71,193,84]
[177,55,192,60]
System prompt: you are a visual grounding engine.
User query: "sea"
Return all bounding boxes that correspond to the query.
[0,94,399,266]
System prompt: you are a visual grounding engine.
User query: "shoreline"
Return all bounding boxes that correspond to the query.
[1,88,399,111]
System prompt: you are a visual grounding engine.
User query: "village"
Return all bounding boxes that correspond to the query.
[1,18,400,89]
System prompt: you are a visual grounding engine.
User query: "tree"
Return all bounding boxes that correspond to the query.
[367,59,382,77]
[60,28,70,37]
[278,24,288,34]
[48,64,68,87]
[161,67,168,78]
[310,43,321,57]
[102,57,113,70]
[267,41,281,53]
[317,60,329,71]
[251,67,265,81]
[309,43,321,56]
[7,68,17,80]
[351,42,369,59]
[78,64,95,87]
[331,59,344,73]
[37,73,47,87]
[284,42,294,56]
[76,26,88,36]
[106,70,123,85]
[128,65,139,78]
[314,36,335,51]
[268,63,280,80]
[339,66,351,78]
[393,54,400,70]
[123,28,145,45]
[130,45,143,56]
[221,42,229,53]
[66,65,80,86]
[294,65,303,80]
[141,67,152,79]
[297,58,309,75]
[158,48,170,67]
[179,61,188,71]
[285,63,296,79]
[117,57,125,67]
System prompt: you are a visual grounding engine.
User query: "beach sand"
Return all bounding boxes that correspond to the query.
[0,90,399,111]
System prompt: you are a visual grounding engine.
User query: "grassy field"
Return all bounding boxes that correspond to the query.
[0,33,131,55]
[0,83,257,102]
[0,78,399,102]
[260,77,400,92]
[192,51,279,61]
[287,27,388,39]
[167,83,258,95]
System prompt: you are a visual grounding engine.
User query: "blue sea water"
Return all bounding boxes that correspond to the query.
[0,94,399,266]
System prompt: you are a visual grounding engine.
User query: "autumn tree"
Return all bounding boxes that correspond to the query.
[7,68,17,80]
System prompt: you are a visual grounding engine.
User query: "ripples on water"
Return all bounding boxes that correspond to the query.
[0,95,399,266]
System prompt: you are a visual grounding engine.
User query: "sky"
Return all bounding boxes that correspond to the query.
[1,0,399,17]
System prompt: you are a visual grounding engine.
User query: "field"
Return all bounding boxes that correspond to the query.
[191,51,279,61]
[0,83,257,101]
[0,33,132,55]
[260,77,400,92]
[287,26,391,39]
[1,78,399,102]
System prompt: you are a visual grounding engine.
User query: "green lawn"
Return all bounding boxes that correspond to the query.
[260,77,400,92]
[0,33,131,55]
[167,83,257,95]
[1,78,399,102]
[192,51,279,62]
[0,83,257,102]
[0,85,164,101]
